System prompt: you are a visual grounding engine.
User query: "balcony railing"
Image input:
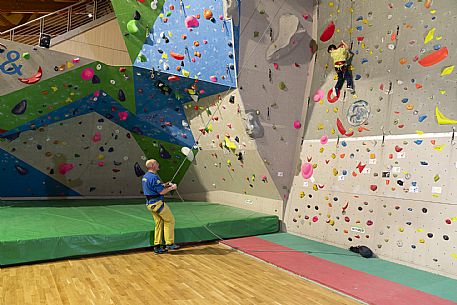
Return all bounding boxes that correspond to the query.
[0,0,115,46]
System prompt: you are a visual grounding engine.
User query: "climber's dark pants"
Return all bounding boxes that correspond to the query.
[335,65,353,95]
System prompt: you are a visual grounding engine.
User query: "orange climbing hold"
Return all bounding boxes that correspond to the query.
[399,58,407,64]
[204,9,213,20]
[425,0,432,8]
[418,47,448,67]
[170,51,185,60]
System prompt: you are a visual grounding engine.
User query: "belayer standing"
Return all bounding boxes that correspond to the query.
[328,40,355,97]
[142,159,180,254]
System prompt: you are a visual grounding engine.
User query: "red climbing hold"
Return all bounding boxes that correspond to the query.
[168,75,180,81]
[327,87,340,103]
[418,47,448,67]
[336,118,346,135]
[320,21,335,42]
[170,51,185,60]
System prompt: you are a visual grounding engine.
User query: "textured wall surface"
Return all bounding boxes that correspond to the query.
[284,0,457,277]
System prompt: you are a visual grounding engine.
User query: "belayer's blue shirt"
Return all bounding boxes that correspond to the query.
[142,172,165,204]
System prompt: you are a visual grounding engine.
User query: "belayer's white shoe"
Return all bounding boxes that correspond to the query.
[330,88,338,98]
[347,87,355,94]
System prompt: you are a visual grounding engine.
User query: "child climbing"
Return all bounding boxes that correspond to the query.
[328,40,355,97]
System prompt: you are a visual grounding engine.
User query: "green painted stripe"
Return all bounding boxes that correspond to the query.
[258,233,457,302]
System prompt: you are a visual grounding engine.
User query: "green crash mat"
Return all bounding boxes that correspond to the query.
[0,200,279,265]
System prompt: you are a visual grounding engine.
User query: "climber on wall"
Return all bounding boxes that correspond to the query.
[142,159,180,254]
[328,40,355,97]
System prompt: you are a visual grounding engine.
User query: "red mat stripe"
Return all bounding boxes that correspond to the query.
[222,237,456,305]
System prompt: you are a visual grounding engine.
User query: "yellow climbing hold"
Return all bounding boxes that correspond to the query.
[329,2,334,7]
[224,137,237,150]
[333,107,339,113]
[207,123,213,132]
[424,27,435,44]
[416,130,424,135]
[331,128,336,134]
[406,104,414,110]
[419,239,425,243]
[162,53,168,59]
[434,144,445,151]
[319,147,324,153]
[317,123,324,130]
[439,90,446,94]
[227,159,231,166]
[332,168,338,176]
[331,153,336,159]
[300,191,305,198]
[440,65,455,77]
[399,227,404,232]
[436,106,457,125]
[312,184,318,191]
[182,69,190,77]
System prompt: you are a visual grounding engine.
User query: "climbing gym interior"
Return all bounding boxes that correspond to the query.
[1,0,456,304]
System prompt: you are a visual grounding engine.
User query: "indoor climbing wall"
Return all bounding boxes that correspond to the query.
[174,0,316,215]
[0,36,195,198]
[285,0,457,278]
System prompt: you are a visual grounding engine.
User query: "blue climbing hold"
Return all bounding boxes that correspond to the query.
[414,140,423,145]
[433,44,441,50]
[355,74,361,80]
[405,1,413,8]
[401,98,408,103]
[418,115,427,122]
[420,161,428,166]
[356,26,363,31]
[341,141,347,147]
[361,58,368,64]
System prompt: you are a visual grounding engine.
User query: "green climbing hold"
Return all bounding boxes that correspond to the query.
[138,53,147,62]
[22,52,30,59]
[279,81,286,90]
[434,174,440,182]
[254,31,259,38]
[127,20,139,34]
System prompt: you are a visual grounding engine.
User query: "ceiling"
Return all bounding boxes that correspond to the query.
[0,0,81,32]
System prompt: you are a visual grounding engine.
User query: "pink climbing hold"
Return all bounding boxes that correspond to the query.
[185,16,199,28]
[209,75,217,82]
[312,216,319,222]
[98,162,105,167]
[92,131,102,143]
[118,111,128,121]
[273,63,279,70]
[293,120,302,129]
[301,162,313,179]
[58,163,75,175]
[320,135,328,145]
[320,21,335,42]
[313,89,324,102]
[81,68,94,80]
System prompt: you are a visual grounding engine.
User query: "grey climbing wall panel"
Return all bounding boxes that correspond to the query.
[285,0,457,278]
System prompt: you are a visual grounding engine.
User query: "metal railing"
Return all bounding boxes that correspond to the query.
[0,0,114,46]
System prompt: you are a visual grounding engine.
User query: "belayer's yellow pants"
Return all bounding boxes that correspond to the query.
[146,201,175,246]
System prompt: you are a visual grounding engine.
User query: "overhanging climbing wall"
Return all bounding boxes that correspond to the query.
[284,0,457,278]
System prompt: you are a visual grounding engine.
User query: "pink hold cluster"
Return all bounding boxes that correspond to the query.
[118,111,128,121]
[58,163,75,175]
[185,16,199,29]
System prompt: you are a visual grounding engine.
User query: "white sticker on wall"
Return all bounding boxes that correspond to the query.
[432,186,442,194]
[397,152,406,159]
[362,167,371,174]
[277,172,283,177]
[351,226,365,233]
[244,199,253,205]
[303,181,309,187]
[369,159,377,165]
[338,175,345,181]
[392,167,401,173]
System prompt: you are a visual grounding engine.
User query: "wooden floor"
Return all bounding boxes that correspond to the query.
[0,243,360,305]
